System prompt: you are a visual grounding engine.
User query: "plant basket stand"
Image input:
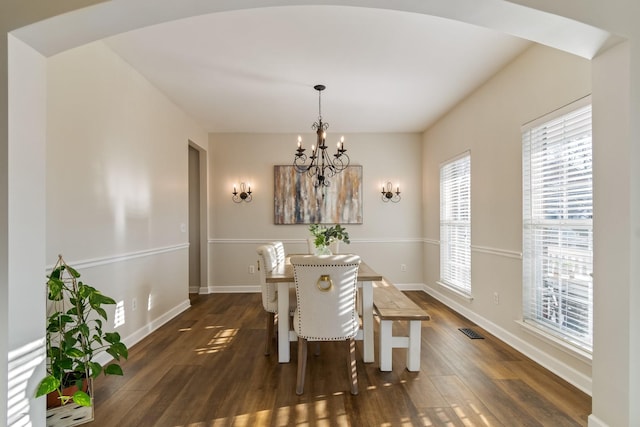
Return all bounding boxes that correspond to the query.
[46,378,94,427]
[46,399,94,427]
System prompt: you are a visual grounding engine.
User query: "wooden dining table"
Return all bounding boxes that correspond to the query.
[266,255,383,363]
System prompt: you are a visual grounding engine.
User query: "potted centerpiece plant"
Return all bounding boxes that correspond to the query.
[36,255,128,422]
[309,223,350,255]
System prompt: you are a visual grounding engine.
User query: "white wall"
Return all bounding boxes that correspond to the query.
[6,34,47,426]
[46,40,208,350]
[422,44,593,390]
[208,132,423,291]
[591,40,633,427]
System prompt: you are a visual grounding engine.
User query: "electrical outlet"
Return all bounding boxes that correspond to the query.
[401,264,407,272]
[132,298,137,311]
[493,292,500,305]
[248,265,255,274]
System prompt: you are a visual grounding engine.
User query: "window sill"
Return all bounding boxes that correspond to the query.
[516,320,592,365]
[435,281,474,302]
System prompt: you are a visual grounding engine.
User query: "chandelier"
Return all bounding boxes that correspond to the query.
[293,84,349,187]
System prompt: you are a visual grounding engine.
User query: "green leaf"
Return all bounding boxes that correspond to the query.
[49,266,63,280]
[66,348,84,358]
[58,359,74,371]
[78,323,90,338]
[104,331,121,344]
[47,278,65,300]
[65,265,81,278]
[89,362,102,378]
[72,390,92,407]
[35,375,60,398]
[104,364,124,376]
[107,342,128,360]
[93,293,116,305]
[94,306,108,320]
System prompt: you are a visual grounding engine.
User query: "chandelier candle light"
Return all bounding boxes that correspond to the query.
[293,84,350,188]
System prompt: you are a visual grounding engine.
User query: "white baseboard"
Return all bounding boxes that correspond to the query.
[394,283,429,291]
[587,414,608,427]
[93,298,191,366]
[200,285,259,294]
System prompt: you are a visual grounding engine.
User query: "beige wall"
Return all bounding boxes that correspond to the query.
[46,40,208,348]
[208,132,423,291]
[422,44,592,390]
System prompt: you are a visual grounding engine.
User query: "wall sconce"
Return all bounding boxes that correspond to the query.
[381,182,401,203]
[232,182,252,203]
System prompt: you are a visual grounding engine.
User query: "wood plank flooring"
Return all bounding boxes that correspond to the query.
[88,292,591,426]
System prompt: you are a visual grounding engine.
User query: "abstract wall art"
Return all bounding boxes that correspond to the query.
[274,165,363,224]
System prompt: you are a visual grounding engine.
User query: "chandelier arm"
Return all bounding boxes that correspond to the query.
[331,154,350,172]
[292,84,348,188]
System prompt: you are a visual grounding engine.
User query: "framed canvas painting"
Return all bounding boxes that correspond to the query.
[274,165,363,224]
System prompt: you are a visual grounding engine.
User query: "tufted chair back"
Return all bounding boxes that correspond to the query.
[291,254,361,340]
[290,254,361,395]
[257,244,297,356]
[256,244,279,312]
[270,241,286,265]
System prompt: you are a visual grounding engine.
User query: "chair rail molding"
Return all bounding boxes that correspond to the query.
[470,244,522,259]
[46,243,190,271]
[209,237,423,245]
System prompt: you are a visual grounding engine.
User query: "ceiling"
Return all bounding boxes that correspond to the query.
[104,5,531,134]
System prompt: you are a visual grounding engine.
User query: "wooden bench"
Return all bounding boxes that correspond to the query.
[373,280,430,372]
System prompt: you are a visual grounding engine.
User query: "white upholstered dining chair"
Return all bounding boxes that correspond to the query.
[269,241,286,264]
[256,244,295,355]
[290,254,362,395]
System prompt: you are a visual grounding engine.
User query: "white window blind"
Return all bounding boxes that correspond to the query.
[522,98,593,353]
[440,152,471,296]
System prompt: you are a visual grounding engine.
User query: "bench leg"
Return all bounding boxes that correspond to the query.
[406,320,422,372]
[379,320,393,371]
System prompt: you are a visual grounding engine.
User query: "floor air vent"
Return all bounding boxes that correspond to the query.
[459,328,484,339]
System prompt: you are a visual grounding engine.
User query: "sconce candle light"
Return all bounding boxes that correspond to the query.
[232,182,252,203]
[381,182,401,203]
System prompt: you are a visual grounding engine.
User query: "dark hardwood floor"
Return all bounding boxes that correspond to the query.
[88,292,591,426]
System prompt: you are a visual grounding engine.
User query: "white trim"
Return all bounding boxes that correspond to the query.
[393,283,428,291]
[93,298,191,366]
[435,281,474,301]
[47,243,189,270]
[587,414,609,427]
[422,282,592,395]
[424,240,522,261]
[208,238,423,245]
[200,285,260,294]
[470,245,522,259]
[522,94,592,129]
[516,320,592,363]
[350,238,423,244]
[439,149,471,167]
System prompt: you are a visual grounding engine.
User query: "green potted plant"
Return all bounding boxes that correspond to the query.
[36,255,128,411]
[309,223,350,254]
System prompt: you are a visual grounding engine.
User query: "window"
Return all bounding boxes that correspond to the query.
[522,97,593,353]
[440,151,471,296]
